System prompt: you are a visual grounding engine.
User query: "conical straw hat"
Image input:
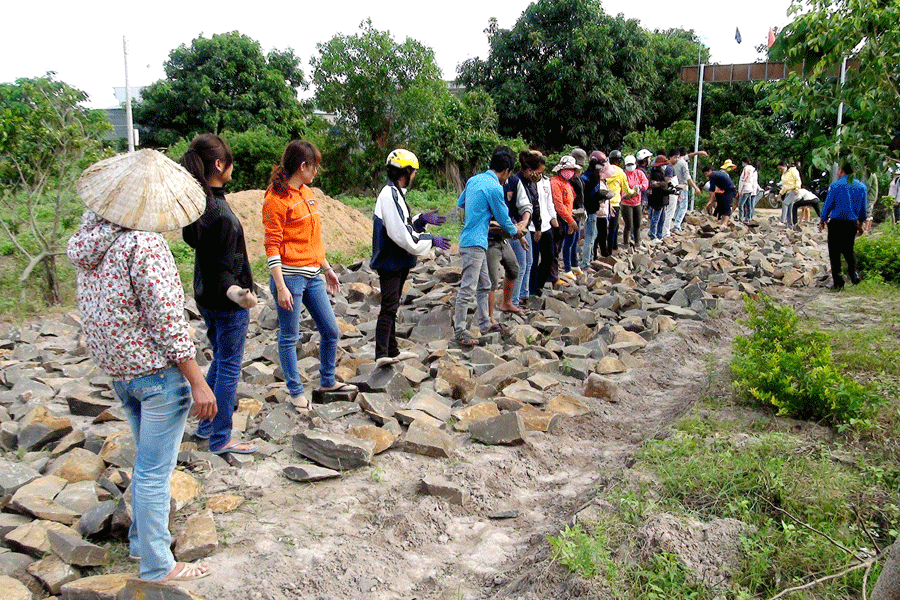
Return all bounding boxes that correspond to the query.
[76,149,207,232]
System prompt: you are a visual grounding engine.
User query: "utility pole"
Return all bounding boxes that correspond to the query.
[123,36,135,152]
[692,41,705,211]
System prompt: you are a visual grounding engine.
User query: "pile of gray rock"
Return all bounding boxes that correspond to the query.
[0,214,827,599]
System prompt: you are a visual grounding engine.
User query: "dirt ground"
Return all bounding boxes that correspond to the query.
[174,308,741,600]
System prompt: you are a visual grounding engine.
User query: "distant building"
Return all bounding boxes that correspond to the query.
[102,87,145,142]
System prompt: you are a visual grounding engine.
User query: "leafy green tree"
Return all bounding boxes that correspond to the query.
[764,0,900,170]
[458,0,670,151]
[311,20,445,153]
[0,74,110,304]
[135,31,308,146]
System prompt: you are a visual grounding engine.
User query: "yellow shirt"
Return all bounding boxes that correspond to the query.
[606,166,636,207]
[780,167,801,194]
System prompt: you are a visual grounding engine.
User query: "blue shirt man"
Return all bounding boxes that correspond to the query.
[819,164,867,289]
[453,147,522,344]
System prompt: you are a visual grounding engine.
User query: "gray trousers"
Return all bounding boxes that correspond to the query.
[453,246,491,337]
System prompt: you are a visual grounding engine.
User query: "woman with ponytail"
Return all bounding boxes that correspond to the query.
[263,141,357,408]
[181,134,257,455]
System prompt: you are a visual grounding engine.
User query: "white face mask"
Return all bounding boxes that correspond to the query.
[625,164,636,172]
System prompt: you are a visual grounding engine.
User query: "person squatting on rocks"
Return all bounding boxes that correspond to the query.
[67,150,217,584]
[263,140,358,409]
[453,146,527,346]
[550,155,579,286]
[503,150,541,308]
[371,149,450,368]
[180,134,258,456]
[819,161,868,290]
[621,153,649,249]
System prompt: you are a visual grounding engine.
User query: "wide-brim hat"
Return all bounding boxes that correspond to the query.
[76,149,207,232]
[651,154,669,167]
[720,159,737,171]
[552,155,579,172]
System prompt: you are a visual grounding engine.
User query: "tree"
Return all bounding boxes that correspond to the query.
[457,0,668,151]
[310,19,446,187]
[134,32,308,146]
[763,0,900,171]
[0,74,110,304]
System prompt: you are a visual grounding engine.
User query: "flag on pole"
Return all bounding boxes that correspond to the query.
[767,27,777,48]
[735,27,742,44]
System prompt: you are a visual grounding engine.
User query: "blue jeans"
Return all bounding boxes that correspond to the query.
[580,214,597,269]
[113,366,191,581]
[269,275,338,397]
[454,246,491,336]
[739,192,761,221]
[510,236,530,305]
[649,206,666,239]
[196,305,248,452]
[563,228,579,272]
[672,190,689,230]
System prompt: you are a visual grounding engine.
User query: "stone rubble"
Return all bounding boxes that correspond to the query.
[0,214,830,597]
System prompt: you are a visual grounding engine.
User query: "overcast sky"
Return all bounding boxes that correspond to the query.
[2,0,793,108]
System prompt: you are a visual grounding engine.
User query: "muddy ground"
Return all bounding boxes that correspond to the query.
[173,301,747,600]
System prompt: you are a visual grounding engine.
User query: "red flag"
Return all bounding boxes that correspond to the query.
[767,27,776,48]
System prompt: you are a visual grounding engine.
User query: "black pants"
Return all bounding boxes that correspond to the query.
[529,229,556,295]
[791,200,820,224]
[606,206,620,252]
[621,205,641,246]
[375,268,409,359]
[593,215,609,258]
[826,220,860,287]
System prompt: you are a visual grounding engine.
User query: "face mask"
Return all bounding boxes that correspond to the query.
[560,169,574,180]
[625,165,636,172]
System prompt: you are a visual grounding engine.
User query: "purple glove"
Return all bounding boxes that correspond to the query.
[431,236,451,250]
[419,210,446,226]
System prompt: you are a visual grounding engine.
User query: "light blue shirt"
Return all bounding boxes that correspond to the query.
[457,170,517,249]
[821,175,868,223]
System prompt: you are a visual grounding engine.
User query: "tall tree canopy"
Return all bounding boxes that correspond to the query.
[764,0,900,170]
[457,0,704,151]
[311,19,446,153]
[134,31,307,146]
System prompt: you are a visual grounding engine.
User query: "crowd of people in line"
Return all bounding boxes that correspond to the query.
[63,133,878,586]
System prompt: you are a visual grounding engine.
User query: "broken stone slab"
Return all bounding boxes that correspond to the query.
[0,460,41,498]
[91,405,126,424]
[405,390,451,423]
[393,409,445,430]
[346,425,396,454]
[169,470,202,512]
[173,509,217,562]
[488,509,520,520]
[17,406,73,452]
[451,401,500,431]
[517,404,562,433]
[310,388,358,405]
[225,452,254,469]
[547,395,591,417]
[257,404,297,442]
[65,394,116,418]
[47,530,107,567]
[0,513,32,539]
[5,520,80,557]
[355,393,397,425]
[500,381,545,406]
[436,359,476,402]
[205,495,243,514]
[292,430,375,471]
[0,574,32,600]
[51,429,87,457]
[75,500,116,538]
[59,572,131,600]
[559,357,592,380]
[10,475,68,509]
[282,464,341,483]
[310,401,359,422]
[97,432,136,469]
[403,420,456,459]
[478,360,529,391]
[13,495,79,525]
[116,576,209,599]
[420,475,468,505]
[469,411,527,445]
[584,374,620,403]
[49,447,107,483]
[595,356,627,375]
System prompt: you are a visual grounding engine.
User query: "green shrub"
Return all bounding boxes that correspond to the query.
[856,223,900,282]
[548,524,617,580]
[731,294,882,428]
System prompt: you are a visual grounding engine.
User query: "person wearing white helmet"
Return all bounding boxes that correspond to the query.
[372,149,450,367]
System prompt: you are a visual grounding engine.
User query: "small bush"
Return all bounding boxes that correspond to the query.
[731,294,882,428]
[548,524,617,580]
[856,223,900,282]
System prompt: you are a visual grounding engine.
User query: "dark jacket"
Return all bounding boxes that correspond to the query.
[182,187,253,312]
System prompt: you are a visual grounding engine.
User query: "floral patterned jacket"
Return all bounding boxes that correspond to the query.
[66,210,195,379]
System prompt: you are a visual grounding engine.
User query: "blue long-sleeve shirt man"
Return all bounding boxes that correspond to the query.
[820,175,868,224]
[819,170,867,288]
[458,170,518,248]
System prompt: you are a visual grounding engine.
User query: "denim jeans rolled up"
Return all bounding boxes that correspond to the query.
[580,214,597,269]
[196,305,249,452]
[510,236,530,305]
[672,190,688,230]
[454,246,491,336]
[269,274,339,397]
[114,366,191,581]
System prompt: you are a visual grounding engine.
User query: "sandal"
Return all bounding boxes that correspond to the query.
[320,382,358,393]
[290,394,309,410]
[480,323,509,335]
[211,440,257,455]
[161,561,211,582]
[453,334,483,347]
